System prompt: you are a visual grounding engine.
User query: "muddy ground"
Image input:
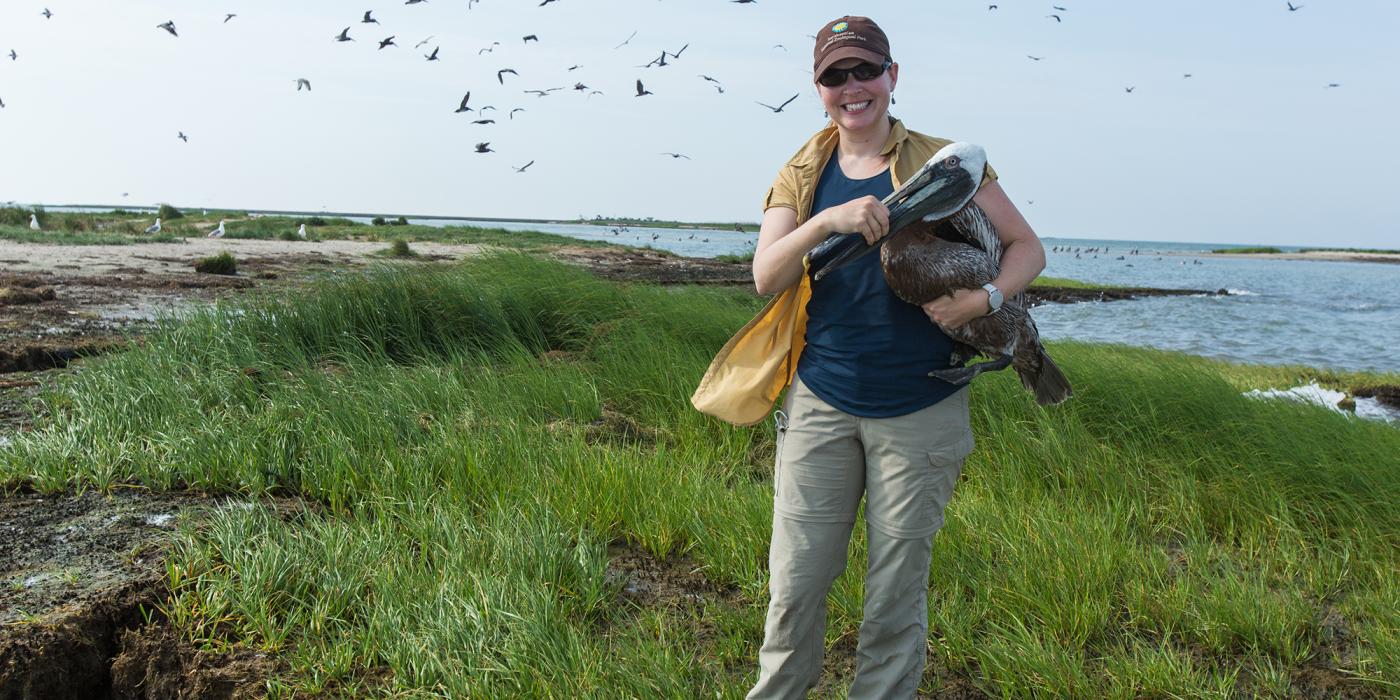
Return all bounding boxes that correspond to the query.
[1,238,1391,697]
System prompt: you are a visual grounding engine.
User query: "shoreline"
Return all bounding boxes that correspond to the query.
[1193,250,1400,265]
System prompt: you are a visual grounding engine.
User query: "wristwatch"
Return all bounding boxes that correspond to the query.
[981,283,1003,315]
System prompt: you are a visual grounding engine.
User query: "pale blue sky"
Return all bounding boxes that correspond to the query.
[1,1,1396,247]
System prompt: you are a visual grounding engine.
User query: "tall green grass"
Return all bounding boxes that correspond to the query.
[2,252,1397,697]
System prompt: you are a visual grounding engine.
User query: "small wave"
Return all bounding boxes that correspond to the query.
[1244,383,1400,425]
[1225,289,1257,296]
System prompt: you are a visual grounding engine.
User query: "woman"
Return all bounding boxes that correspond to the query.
[740,16,1046,699]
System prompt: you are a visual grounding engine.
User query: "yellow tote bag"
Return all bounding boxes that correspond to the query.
[690,271,812,426]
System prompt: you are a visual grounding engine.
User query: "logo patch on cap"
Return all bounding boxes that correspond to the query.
[832,21,848,32]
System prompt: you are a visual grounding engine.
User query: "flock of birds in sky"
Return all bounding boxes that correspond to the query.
[1,3,1343,183]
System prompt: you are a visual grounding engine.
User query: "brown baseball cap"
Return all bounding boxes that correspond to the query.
[813,16,891,78]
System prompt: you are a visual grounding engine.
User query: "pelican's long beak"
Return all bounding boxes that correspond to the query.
[809,145,984,282]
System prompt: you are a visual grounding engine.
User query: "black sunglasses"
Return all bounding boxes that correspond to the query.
[817,60,891,88]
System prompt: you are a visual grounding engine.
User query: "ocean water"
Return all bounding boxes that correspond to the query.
[38,208,1400,375]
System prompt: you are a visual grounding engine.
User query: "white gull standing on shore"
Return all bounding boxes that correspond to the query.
[297,223,307,239]
[144,218,162,234]
[208,220,225,238]
[29,214,41,230]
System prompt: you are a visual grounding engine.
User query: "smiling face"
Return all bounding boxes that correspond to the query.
[816,57,898,134]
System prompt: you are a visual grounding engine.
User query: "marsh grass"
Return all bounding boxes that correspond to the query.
[2,253,1397,697]
[1029,275,1115,290]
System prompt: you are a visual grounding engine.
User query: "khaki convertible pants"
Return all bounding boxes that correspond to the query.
[747,377,974,700]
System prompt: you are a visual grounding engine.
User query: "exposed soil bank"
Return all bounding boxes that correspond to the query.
[0,489,279,699]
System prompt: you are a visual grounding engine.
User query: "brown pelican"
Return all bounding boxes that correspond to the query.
[810,143,1072,405]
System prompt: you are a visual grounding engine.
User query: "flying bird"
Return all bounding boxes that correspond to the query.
[454,92,472,112]
[661,152,690,159]
[635,79,653,96]
[378,36,397,49]
[0,97,5,108]
[524,87,562,96]
[475,142,493,153]
[334,27,353,42]
[425,46,439,60]
[1326,82,1340,88]
[666,43,689,60]
[613,30,637,49]
[472,118,495,124]
[405,0,427,5]
[573,82,589,91]
[497,68,518,84]
[1052,5,1067,10]
[224,13,236,23]
[157,21,178,37]
[362,10,378,23]
[1124,86,1135,93]
[1287,2,1302,10]
[1027,55,1044,61]
[513,160,534,172]
[42,8,53,19]
[509,107,525,119]
[7,50,15,61]
[522,34,538,43]
[178,131,189,142]
[539,0,559,5]
[567,64,582,71]
[144,218,162,234]
[987,4,997,9]
[1046,14,1061,22]
[756,93,798,112]
[296,78,311,91]
[478,41,500,54]
[415,36,434,48]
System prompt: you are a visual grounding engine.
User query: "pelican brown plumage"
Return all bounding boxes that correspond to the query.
[810,143,1071,405]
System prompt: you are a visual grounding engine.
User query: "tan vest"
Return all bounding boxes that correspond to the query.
[690,118,997,426]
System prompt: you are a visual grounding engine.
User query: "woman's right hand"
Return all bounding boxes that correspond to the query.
[818,195,889,246]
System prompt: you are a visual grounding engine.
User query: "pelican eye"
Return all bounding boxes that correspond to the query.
[944,155,960,168]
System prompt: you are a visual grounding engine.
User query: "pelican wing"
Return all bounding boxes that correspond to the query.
[946,203,1025,309]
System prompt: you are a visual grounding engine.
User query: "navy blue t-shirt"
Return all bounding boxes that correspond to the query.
[796,152,962,417]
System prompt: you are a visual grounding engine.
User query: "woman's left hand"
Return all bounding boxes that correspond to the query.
[921,288,990,330]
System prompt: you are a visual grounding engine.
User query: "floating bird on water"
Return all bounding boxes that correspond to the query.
[454,92,473,112]
[145,218,162,234]
[29,214,40,231]
[362,10,378,23]
[378,36,397,49]
[756,93,798,113]
[809,143,1071,405]
[635,79,653,96]
[157,21,178,37]
[513,160,534,173]
[334,27,353,42]
[296,78,311,91]
[475,142,493,153]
